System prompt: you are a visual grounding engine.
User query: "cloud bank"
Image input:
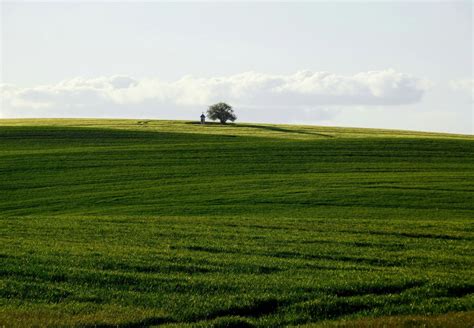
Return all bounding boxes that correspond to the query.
[1,70,431,118]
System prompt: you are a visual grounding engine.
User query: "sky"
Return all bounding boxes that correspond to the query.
[1,1,472,134]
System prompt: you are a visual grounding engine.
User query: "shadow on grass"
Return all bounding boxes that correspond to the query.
[185,121,334,138]
[82,316,173,328]
[241,124,334,138]
[206,298,281,320]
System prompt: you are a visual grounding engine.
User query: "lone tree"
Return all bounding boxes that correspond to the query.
[207,102,237,124]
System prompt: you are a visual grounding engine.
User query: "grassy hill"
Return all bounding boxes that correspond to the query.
[0,119,473,327]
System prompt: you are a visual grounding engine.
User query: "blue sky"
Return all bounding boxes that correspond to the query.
[1,1,472,133]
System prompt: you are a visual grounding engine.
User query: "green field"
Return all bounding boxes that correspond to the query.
[0,119,473,327]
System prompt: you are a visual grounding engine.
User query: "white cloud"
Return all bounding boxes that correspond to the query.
[0,70,431,118]
[450,79,474,100]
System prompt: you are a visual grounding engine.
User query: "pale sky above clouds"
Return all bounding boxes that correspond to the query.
[1,1,472,133]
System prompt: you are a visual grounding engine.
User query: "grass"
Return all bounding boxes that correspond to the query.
[0,119,473,327]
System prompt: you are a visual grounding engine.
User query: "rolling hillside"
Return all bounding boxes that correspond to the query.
[1,119,473,327]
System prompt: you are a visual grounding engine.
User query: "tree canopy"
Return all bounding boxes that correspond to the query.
[207,102,237,124]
